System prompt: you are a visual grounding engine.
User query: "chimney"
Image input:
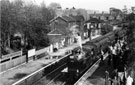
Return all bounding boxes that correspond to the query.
[56,6,63,16]
[102,11,104,15]
[94,11,96,15]
[66,8,69,10]
[72,7,75,9]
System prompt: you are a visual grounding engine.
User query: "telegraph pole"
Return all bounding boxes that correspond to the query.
[0,12,1,59]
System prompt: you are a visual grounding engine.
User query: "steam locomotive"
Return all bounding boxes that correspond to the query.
[67,28,127,78]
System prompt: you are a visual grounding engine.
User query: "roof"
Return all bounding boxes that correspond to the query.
[47,28,68,44]
[85,18,104,23]
[90,14,102,17]
[62,16,76,22]
[48,35,65,44]
[48,29,65,35]
[49,15,76,23]
[50,15,85,24]
[103,13,110,17]
[70,15,85,22]
[90,13,111,18]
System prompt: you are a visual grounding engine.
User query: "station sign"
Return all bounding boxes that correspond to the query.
[28,49,35,57]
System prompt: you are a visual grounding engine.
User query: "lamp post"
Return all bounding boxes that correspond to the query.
[87,23,91,40]
[0,15,1,58]
[0,31,1,59]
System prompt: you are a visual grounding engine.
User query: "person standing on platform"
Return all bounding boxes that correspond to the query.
[108,50,112,66]
[110,69,118,85]
[112,44,117,69]
[126,70,133,85]
[25,48,28,63]
[76,33,82,50]
[99,45,104,65]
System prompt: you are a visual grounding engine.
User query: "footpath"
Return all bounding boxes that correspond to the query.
[0,38,90,85]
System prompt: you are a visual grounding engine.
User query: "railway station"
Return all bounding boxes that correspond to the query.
[1,0,135,85]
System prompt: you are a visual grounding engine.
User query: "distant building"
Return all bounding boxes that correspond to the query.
[131,7,135,14]
[89,10,123,25]
[85,17,104,39]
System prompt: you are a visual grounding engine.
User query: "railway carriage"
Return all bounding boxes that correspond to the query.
[67,28,126,78]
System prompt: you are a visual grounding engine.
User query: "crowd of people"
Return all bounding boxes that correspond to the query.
[102,36,134,85]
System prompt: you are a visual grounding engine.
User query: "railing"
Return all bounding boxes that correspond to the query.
[1,50,22,62]
[0,55,26,72]
[35,46,50,56]
[74,59,101,85]
[0,46,51,72]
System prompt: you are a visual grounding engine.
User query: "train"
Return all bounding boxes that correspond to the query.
[67,27,127,78]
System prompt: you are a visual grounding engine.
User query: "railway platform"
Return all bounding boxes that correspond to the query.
[82,56,114,85]
[0,38,91,85]
[0,57,57,85]
[81,41,135,85]
[0,35,101,85]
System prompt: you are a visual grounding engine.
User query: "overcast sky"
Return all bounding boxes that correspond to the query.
[24,0,135,11]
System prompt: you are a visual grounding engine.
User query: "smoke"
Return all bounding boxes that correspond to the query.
[69,25,80,37]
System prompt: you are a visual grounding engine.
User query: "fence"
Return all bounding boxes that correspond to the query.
[0,46,50,73]
[1,50,22,62]
[0,55,26,72]
[0,38,88,73]
[35,46,50,56]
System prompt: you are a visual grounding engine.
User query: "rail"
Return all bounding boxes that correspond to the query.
[12,53,71,85]
[74,59,101,85]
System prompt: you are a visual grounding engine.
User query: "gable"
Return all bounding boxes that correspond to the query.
[50,16,68,23]
[56,17,68,24]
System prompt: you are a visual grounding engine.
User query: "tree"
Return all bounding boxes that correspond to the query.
[126,13,135,42]
[1,0,55,55]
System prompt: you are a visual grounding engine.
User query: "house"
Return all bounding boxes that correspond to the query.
[70,15,85,28]
[49,16,76,32]
[89,11,123,22]
[85,18,104,39]
[70,15,85,38]
[116,14,123,21]
[48,15,85,52]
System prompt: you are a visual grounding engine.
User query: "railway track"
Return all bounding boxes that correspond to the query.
[33,63,67,85]
[33,59,101,85]
[33,65,75,85]
[74,59,101,85]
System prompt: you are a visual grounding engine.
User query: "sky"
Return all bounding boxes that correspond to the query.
[19,0,135,12]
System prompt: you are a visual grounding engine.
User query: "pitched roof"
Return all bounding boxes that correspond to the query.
[47,29,66,44]
[85,18,104,23]
[70,15,84,22]
[48,35,65,44]
[48,29,65,35]
[103,13,110,17]
[62,16,76,22]
[49,15,76,23]
[90,13,110,18]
